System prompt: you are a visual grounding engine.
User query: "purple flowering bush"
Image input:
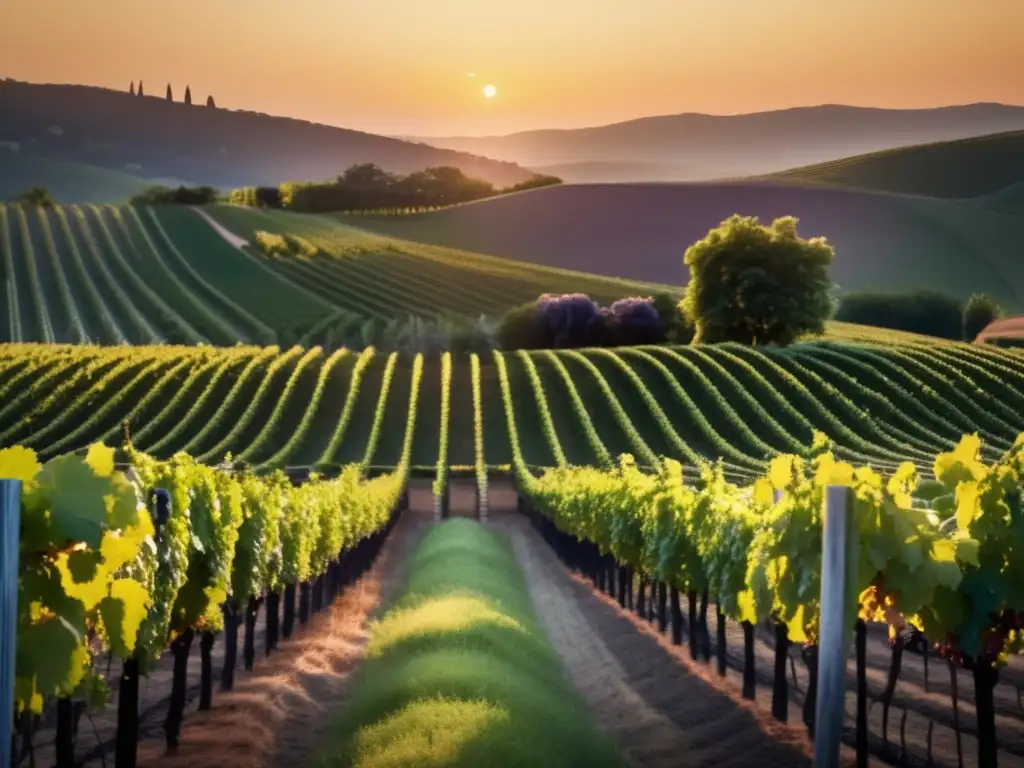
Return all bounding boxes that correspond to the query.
[497,292,674,350]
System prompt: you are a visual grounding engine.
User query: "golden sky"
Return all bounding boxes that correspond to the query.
[2,0,1022,137]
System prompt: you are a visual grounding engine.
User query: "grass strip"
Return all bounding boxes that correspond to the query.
[320,518,622,768]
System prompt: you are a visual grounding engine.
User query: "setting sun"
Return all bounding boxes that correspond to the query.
[482,84,497,99]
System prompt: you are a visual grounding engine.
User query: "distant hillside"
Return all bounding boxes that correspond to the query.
[528,160,693,183]
[980,182,1024,213]
[0,152,151,203]
[353,182,1024,310]
[0,79,536,190]
[408,104,1024,182]
[760,130,1024,198]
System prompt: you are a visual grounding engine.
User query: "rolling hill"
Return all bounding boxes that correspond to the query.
[407,103,1024,183]
[0,151,152,203]
[0,202,670,347]
[0,79,537,192]
[759,130,1024,198]
[353,182,1024,311]
[1,337,1021,479]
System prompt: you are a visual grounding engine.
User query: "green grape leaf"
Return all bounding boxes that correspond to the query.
[98,578,150,658]
[0,446,41,490]
[100,518,154,574]
[17,616,90,698]
[67,550,100,583]
[32,455,112,549]
[85,443,116,478]
[55,552,108,611]
[953,537,980,567]
[106,477,145,531]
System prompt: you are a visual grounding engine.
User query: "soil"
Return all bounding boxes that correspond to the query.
[132,482,434,768]
[487,498,819,767]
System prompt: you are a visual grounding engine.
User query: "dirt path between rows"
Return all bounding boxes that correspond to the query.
[189,206,250,249]
[138,484,433,768]
[489,502,818,768]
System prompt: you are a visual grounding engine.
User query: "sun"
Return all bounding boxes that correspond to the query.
[482,84,497,99]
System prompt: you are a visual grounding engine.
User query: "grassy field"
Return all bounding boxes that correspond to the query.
[0,152,151,203]
[758,129,1024,198]
[321,518,622,768]
[2,337,1022,484]
[353,182,1024,310]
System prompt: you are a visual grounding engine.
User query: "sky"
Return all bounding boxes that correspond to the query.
[2,0,1022,137]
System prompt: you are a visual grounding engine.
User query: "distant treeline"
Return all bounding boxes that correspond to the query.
[835,289,1003,342]
[228,163,562,213]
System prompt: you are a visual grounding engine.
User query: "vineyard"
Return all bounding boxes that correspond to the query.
[1,337,1023,480]
[0,203,668,347]
[2,197,1024,767]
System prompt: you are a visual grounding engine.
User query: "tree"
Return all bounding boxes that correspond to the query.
[962,292,1004,342]
[206,95,216,108]
[836,290,963,340]
[138,80,145,96]
[15,187,56,207]
[682,214,835,346]
[130,81,136,96]
[166,83,173,101]
[184,86,192,105]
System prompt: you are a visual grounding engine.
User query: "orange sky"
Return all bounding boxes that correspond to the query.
[2,0,1022,136]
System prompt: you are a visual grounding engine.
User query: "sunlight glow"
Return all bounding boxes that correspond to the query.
[482,84,497,99]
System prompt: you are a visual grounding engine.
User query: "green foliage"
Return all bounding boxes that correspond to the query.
[962,293,1004,342]
[836,290,964,340]
[503,174,563,193]
[5,444,153,713]
[15,187,56,207]
[650,291,692,344]
[516,431,1021,669]
[129,185,220,206]
[682,215,836,346]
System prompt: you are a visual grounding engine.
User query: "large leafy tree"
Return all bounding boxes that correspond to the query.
[682,214,835,346]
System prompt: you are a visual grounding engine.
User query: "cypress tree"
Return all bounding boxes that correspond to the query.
[166,83,173,101]
[138,80,144,96]
[206,95,216,108]
[129,81,135,96]
[184,86,192,105]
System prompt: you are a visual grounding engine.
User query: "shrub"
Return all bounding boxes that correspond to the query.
[497,302,547,351]
[962,293,1004,342]
[682,214,835,346]
[608,297,664,345]
[536,293,609,348]
[253,231,290,257]
[14,187,56,207]
[836,290,964,340]
[130,185,220,206]
[284,234,319,258]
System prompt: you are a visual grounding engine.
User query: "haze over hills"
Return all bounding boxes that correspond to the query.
[0,79,537,196]
[406,103,1024,183]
